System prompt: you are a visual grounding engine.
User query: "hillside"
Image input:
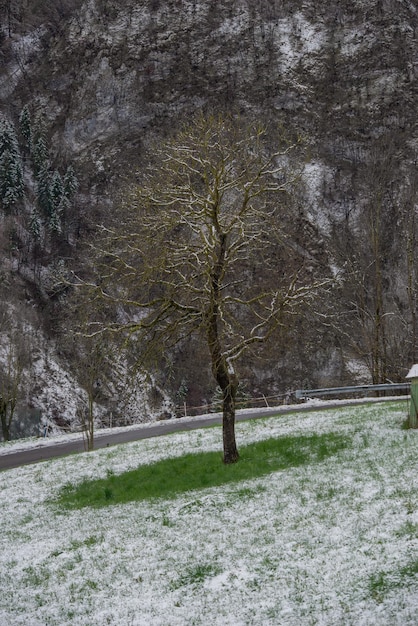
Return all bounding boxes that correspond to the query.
[1,402,417,624]
[1,0,417,434]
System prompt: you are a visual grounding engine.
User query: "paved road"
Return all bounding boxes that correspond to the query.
[0,397,405,471]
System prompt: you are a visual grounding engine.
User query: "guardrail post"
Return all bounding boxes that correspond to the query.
[406,365,418,428]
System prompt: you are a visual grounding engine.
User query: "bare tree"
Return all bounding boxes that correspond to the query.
[84,114,328,463]
[330,135,415,384]
[59,290,117,451]
[74,335,108,451]
[0,332,25,441]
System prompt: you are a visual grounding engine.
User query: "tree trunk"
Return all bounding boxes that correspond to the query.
[87,391,94,452]
[370,196,387,385]
[406,214,418,362]
[207,335,240,463]
[206,231,240,463]
[222,377,239,464]
[1,415,10,441]
[210,349,240,464]
[0,403,11,441]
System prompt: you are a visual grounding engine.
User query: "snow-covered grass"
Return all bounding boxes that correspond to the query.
[1,401,417,625]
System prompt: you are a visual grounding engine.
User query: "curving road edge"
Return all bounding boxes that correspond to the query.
[0,396,407,471]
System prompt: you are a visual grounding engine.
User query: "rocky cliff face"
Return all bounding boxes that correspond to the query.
[1,0,417,428]
[5,1,418,187]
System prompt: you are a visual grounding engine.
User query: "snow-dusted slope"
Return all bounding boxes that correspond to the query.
[1,0,417,425]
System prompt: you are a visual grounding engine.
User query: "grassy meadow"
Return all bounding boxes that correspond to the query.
[0,400,417,625]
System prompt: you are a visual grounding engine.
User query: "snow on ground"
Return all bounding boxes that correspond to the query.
[302,161,334,236]
[0,401,417,625]
[276,12,326,75]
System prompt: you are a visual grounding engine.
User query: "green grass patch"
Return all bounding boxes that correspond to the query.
[170,563,222,590]
[395,520,418,539]
[368,559,418,601]
[55,432,349,509]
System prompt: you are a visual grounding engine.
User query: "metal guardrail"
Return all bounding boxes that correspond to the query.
[295,383,410,400]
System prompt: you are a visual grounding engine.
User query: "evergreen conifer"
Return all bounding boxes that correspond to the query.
[32,135,49,176]
[0,118,24,210]
[51,170,64,209]
[29,210,41,241]
[63,165,78,199]
[19,105,32,153]
[36,164,53,217]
